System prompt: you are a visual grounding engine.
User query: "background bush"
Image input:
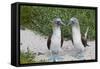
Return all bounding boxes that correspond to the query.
[20,6,96,40]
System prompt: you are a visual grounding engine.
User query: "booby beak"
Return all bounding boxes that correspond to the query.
[61,20,70,26]
[56,21,65,26]
[67,19,74,26]
[61,21,66,26]
[67,22,71,26]
[66,21,71,26]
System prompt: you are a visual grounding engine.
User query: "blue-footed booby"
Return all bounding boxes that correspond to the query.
[69,17,89,47]
[47,17,64,62]
[69,17,85,58]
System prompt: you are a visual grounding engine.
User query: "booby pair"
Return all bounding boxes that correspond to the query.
[47,17,89,60]
[47,17,64,62]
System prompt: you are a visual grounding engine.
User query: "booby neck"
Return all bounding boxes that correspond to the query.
[72,23,82,44]
[52,25,61,36]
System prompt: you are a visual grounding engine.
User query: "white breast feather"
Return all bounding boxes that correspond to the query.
[51,28,61,52]
[72,26,84,51]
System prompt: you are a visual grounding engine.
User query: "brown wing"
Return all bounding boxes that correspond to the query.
[81,35,89,47]
[47,35,52,50]
[61,35,63,48]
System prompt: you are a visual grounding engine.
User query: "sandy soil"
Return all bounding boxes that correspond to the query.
[20,29,96,62]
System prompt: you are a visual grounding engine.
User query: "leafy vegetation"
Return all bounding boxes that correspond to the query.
[20,48,36,64]
[20,6,96,40]
[20,47,48,64]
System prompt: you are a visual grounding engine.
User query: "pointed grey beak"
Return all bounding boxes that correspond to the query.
[67,20,72,26]
[61,20,69,26]
[67,22,71,26]
[61,21,66,26]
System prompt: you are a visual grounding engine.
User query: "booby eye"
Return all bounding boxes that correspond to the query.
[71,21,75,24]
[56,21,60,24]
[56,21,61,25]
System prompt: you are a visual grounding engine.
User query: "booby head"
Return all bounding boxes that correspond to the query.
[52,17,65,26]
[69,17,79,26]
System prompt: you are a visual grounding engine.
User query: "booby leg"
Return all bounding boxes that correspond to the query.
[71,48,85,59]
[75,51,84,59]
[48,50,64,62]
[48,55,64,62]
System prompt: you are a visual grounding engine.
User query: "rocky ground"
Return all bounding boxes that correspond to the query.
[20,29,96,62]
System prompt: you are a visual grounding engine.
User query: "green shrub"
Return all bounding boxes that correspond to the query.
[20,6,96,40]
[20,49,36,64]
